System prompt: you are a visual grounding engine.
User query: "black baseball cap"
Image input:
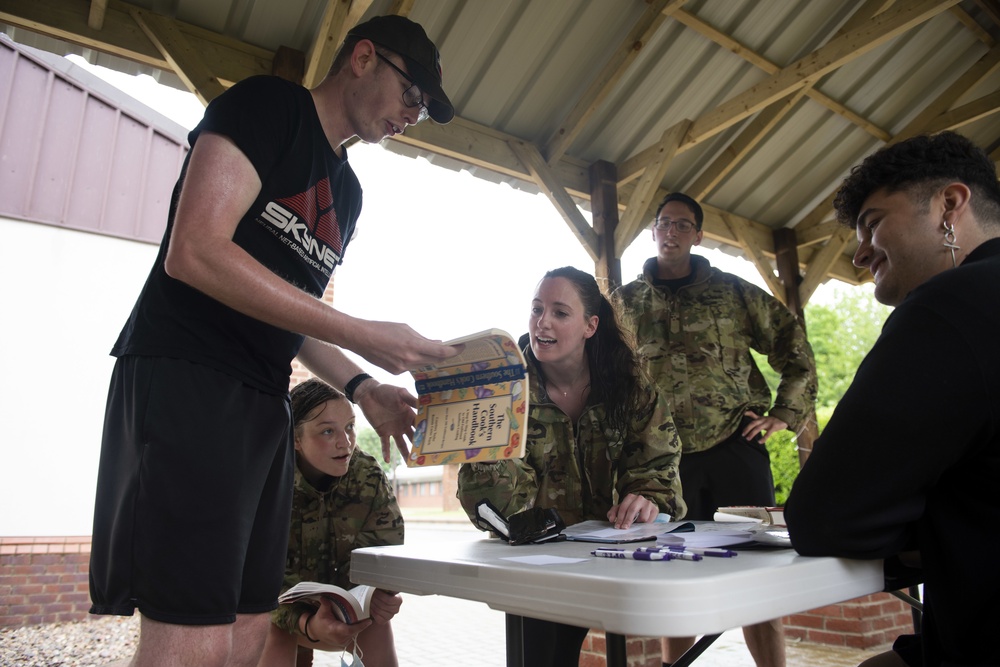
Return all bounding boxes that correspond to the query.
[347,15,455,124]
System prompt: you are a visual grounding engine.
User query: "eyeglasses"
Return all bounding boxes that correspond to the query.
[375,52,429,123]
[653,218,697,233]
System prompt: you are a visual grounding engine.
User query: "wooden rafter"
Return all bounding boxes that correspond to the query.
[129,7,226,105]
[683,0,888,206]
[303,0,374,89]
[615,0,943,187]
[721,213,786,302]
[0,0,272,92]
[923,89,1000,133]
[685,0,959,148]
[386,0,415,16]
[615,120,692,252]
[799,226,855,302]
[950,5,995,45]
[796,42,1000,234]
[508,139,600,261]
[973,0,1000,26]
[672,8,892,144]
[687,89,807,200]
[541,0,684,166]
[88,0,108,31]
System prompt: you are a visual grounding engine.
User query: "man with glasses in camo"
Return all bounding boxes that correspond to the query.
[614,192,816,667]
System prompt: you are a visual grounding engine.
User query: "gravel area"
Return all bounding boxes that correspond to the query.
[0,616,138,667]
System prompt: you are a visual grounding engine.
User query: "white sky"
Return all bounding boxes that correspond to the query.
[66,56,844,408]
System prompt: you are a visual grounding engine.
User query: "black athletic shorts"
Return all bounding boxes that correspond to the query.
[89,355,294,625]
[678,417,776,521]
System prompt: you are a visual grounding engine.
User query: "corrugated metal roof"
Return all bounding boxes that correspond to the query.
[2,0,999,290]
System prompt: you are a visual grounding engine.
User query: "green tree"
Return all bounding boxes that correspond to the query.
[805,285,893,409]
[356,427,402,474]
[759,284,892,502]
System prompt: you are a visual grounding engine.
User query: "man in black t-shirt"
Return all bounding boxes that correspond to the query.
[89,16,457,667]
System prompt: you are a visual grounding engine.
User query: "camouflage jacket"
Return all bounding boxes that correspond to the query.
[613,255,817,453]
[271,450,404,635]
[456,352,686,528]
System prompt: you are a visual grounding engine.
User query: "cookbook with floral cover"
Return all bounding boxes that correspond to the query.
[407,329,528,467]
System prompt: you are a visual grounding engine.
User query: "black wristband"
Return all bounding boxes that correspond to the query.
[344,373,373,403]
[303,610,320,643]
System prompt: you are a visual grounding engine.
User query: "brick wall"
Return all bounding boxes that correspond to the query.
[784,592,914,649]
[581,632,662,667]
[0,537,92,627]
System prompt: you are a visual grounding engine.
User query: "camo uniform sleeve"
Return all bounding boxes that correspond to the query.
[739,280,818,431]
[457,458,538,529]
[615,386,687,520]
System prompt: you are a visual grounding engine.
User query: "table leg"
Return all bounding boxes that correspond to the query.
[505,613,524,667]
[671,633,722,667]
[606,632,627,667]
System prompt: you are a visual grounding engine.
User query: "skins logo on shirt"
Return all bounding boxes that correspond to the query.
[260,176,344,273]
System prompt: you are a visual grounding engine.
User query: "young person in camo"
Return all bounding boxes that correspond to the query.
[258,378,404,667]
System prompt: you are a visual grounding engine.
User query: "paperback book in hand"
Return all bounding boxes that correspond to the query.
[407,329,528,467]
[278,581,376,624]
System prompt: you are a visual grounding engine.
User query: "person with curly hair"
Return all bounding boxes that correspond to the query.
[457,266,686,667]
[785,131,1000,667]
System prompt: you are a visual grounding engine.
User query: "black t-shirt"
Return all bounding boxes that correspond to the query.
[112,76,362,394]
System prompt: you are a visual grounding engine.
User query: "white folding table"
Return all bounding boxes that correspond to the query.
[350,536,884,667]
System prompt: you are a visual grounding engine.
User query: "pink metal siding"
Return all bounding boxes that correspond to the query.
[0,35,188,244]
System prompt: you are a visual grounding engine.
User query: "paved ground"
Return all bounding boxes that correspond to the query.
[313,520,884,667]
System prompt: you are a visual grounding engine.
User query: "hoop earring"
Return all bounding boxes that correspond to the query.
[942,218,960,268]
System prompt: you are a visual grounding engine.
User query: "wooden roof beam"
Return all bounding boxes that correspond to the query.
[687,89,807,200]
[799,226,855,302]
[684,0,890,203]
[923,88,1000,133]
[0,0,272,93]
[672,8,892,144]
[614,120,692,251]
[303,0,374,89]
[796,42,1000,233]
[615,0,929,187]
[721,213,786,302]
[129,7,226,105]
[973,0,1000,27]
[508,139,600,261]
[950,5,995,45]
[685,0,959,147]
[393,116,593,198]
[542,0,685,166]
[88,0,108,31]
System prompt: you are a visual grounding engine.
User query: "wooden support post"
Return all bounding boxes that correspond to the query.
[773,228,818,467]
[590,160,622,293]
